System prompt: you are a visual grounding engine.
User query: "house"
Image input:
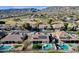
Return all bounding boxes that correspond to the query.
[30,32,49,44]
[52,23,64,31]
[63,15,78,22]
[0,24,7,30]
[38,24,46,29]
[68,23,78,31]
[1,32,24,44]
[0,24,18,30]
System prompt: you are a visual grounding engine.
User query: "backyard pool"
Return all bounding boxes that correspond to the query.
[42,44,53,50]
[0,45,14,52]
[60,44,69,50]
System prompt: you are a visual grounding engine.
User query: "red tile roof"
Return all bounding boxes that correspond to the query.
[1,33,23,42]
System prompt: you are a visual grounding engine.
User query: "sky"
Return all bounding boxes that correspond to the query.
[0,6,48,10]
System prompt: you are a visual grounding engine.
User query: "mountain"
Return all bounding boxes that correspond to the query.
[0,8,40,19]
[1,6,79,19]
[0,8,40,12]
[41,6,79,14]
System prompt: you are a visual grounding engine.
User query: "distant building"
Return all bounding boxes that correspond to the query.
[52,23,64,31]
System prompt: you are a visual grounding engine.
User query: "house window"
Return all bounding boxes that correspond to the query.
[3,41,16,44]
[42,41,47,43]
[63,40,79,43]
[32,41,42,44]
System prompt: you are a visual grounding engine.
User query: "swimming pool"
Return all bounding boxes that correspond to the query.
[0,45,14,52]
[60,44,70,51]
[42,44,53,50]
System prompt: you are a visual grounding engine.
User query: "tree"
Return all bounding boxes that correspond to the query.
[76,31,79,35]
[33,24,40,32]
[48,19,53,25]
[22,33,28,41]
[22,23,32,30]
[13,18,21,22]
[71,26,77,31]
[0,21,5,24]
[19,26,25,30]
[64,22,68,31]
[50,25,54,30]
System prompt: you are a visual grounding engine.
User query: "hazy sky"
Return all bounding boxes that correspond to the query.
[0,6,48,10]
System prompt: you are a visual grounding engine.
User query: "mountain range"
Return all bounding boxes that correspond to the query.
[1,6,79,19]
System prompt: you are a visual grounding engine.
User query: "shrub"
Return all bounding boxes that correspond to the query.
[14,45,22,48]
[22,23,32,30]
[77,46,79,52]
[33,44,42,49]
[63,22,68,31]
[13,18,21,21]
[48,19,52,25]
[76,31,79,35]
[60,35,71,39]
[0,21,5,24]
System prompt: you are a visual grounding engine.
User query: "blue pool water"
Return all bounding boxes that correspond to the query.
[42,43,70,51]
[60,44,70,51]
[42,44,53,50]
[0,45,13,51]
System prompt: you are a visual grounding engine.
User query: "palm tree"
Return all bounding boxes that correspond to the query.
[22,39,32,51]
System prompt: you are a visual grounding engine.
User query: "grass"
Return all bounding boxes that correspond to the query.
[47,50,64,53]
[14,45,22,48]
[32,50,64,53]
[33,44,42,49]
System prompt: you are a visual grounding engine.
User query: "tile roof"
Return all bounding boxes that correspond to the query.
[1,33,23,42]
